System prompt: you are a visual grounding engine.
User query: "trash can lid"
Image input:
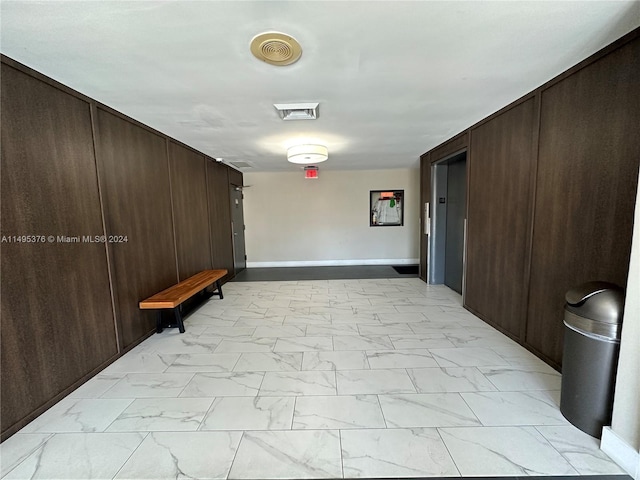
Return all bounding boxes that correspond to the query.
[565,281,624,324]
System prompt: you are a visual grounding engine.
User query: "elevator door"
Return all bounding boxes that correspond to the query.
[444,157,466,293]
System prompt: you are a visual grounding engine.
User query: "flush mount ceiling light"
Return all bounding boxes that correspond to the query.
[250,32,302,66]
[287,144,328,164]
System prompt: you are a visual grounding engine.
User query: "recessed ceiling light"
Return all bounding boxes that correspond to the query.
[250,32,302,66]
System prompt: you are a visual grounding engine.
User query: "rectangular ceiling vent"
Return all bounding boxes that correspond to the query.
[230,161,253,169]
[273,102,319,121]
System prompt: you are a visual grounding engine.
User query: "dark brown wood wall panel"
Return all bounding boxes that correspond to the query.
[527,38,640,366]
[1,65,116,435]
[228,167,243,187]
[465,99,536,339]
[430,132,468,162]
[207,161,235,277]
[169,142,212,280]
[95,109,177,349]
[419,154,431,281]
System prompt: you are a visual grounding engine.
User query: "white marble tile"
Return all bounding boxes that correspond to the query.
[146,334,222,354]
[462,390,568,425]
[185,314,237,328]
[379,393,481,427]
[0,433,52,477]
[4,433,144,479]
[102,353,178,374]
[20,398,133,433]
[536,425,625,474]
[357,323,413,335]
[101,373,194,398]
[115,431,241,479]
[430,347,510,367]
[445,328,517,347]
[301,351,369,370]
[305,324,359,336]
[366,349,438,369]
[234,352,302,371]
[479,365,562,391]
[259,371,336,396]
[228,430,342,479]
[164,353,241,372]
[273,336,333,352]
[222,307,268,317]
[67,374,124,398]
[200,396,295,430]
[252,325,306,337]
[180,372,264,397]
[351,305,399,314]
[341,428,459,478]
[234,316,285,327]
[491,345,557,367]
[389,334,455,349]
[293,395,386,429]
[214,336,277,353]
[200,326,256,337]
[265,306,311,317]
[336,369,416,395]
[408,367,497,393]
[333,335,393,351]
[376,312,428,323]
[106,398,213,431]
[283,314,332,325]
[440,426,577,475]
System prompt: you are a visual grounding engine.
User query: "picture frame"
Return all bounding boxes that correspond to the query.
[370,190,404,226]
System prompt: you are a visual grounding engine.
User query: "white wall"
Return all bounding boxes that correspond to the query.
[243,168,420,266]
[601,169,640,478]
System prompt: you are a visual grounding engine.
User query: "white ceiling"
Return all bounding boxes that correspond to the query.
[1,1,638,172]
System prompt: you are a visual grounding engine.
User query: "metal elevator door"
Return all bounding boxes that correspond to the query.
[444,156,466,294]
[230,186,246,272]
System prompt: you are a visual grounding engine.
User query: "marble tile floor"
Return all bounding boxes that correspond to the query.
[1,278,627,479]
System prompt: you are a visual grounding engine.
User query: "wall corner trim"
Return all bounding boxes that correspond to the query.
[601,426,640,478]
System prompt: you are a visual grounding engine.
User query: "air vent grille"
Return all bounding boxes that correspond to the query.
[230,161,253,169]
[250,32,302,66]
[273,102,319,121]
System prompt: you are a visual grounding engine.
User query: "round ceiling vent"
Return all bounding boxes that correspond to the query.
[250,32,302,66]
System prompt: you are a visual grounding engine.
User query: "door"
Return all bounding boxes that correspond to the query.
[444,156,466,294]
[230,186,246,272]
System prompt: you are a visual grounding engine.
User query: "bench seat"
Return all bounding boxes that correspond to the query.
[139,269,227,333]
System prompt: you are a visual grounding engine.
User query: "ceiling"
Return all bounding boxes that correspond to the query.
[1,1,638,172]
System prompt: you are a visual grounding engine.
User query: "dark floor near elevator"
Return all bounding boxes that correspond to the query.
[232,265,420,282]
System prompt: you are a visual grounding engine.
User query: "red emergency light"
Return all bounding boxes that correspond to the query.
[304,166,319,179]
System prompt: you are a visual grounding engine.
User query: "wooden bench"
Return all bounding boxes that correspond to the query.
[139,269,227,333]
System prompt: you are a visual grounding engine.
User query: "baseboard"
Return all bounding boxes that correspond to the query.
[246,258,420,268]
[601,426,640,478]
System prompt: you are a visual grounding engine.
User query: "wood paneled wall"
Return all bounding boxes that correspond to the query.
[419,28,639,369]
[419,153,430,281]
[169,142,212,280]
[207,160,235,278]
[1,65,117,435]
[0,56,240,439]
[95,109,178,348]
[527,38,640,364]
[466,98,536,341]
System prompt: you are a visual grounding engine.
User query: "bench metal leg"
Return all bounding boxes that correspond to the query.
[215,280,224,299]
[174,306,185,333]
[156,311,163,333]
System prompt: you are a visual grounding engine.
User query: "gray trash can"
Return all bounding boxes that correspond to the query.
[560,281,624,438]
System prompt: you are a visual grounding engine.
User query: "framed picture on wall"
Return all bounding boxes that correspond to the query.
[370,190,404,226]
